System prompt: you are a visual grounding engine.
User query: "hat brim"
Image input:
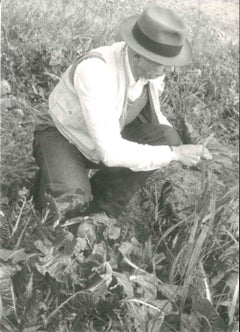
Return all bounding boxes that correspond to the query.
[120,15,192,66]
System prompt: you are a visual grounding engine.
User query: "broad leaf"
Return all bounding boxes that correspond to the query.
[103,224,121,241]
[113,271,134,297]
[77,221,97,244]
[118,238,141,257]
[130,272,157,299]
[0,248,34,264]
[157,283,183,302]
[192,298,228,331]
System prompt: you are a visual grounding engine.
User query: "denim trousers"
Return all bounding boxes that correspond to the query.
[32,119,182,220]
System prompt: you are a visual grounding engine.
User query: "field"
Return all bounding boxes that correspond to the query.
[0,0,239,331]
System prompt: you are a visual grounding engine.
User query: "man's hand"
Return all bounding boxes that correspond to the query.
[172,145,212,167]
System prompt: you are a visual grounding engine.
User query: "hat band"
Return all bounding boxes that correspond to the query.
[132,23,183,58]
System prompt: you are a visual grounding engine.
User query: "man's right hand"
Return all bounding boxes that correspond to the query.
[171,145,212,167]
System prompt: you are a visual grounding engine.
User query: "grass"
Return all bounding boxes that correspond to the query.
[0,0,239,331]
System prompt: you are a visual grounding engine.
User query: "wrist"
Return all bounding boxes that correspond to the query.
[170,146,180,161]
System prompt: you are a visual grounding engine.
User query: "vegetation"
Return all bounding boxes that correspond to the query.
[1,0,239,331]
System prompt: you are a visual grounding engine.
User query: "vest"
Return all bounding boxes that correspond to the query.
[47,42,171,163]
[122,86,148,127]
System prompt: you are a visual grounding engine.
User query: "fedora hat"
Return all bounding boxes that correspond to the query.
[120,5,192,66]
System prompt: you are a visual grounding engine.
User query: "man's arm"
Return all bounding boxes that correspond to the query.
[74,58,176,171]
[74,59,211,171]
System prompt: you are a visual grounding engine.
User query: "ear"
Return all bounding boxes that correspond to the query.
[133,53,142,68]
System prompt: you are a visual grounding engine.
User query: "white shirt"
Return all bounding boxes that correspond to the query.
[73,49,174,171]
[125,51,148,101]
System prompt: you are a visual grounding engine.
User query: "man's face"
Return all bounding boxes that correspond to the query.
[135,54,174,80]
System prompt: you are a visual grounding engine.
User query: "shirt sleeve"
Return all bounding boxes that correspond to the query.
[74,58,175,171]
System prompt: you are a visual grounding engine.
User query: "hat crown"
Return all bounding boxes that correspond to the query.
[138,6,186,46]
[120,5,192,66]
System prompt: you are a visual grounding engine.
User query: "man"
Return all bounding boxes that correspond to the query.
[33,5,212,222]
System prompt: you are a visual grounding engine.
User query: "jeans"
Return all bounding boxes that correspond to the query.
[32,119,181,220]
